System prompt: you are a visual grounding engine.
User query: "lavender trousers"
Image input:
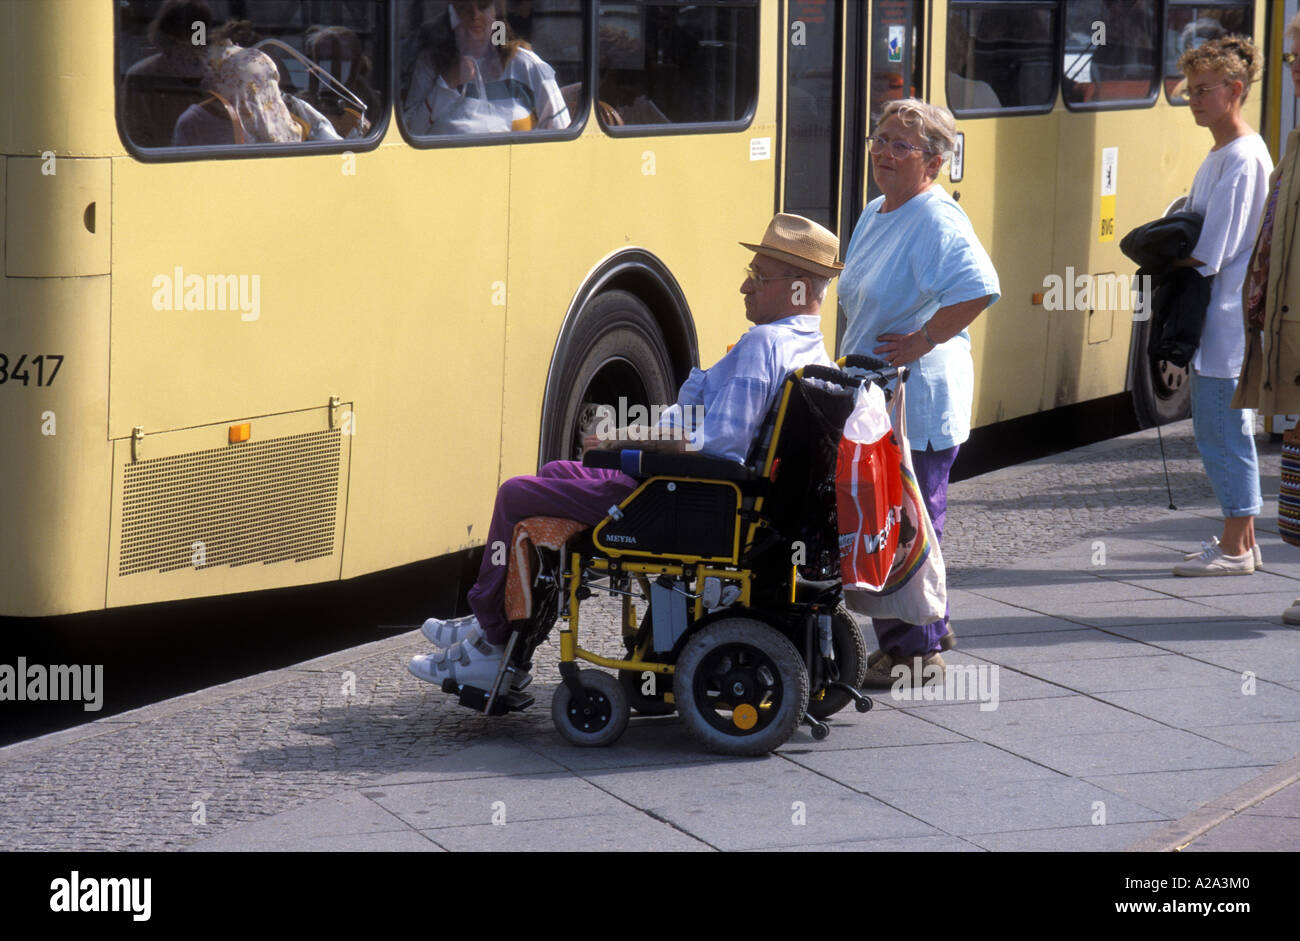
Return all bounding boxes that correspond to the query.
[871,444,960,658]
[466,460,638,645]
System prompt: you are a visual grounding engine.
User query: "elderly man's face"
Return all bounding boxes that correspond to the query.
[741,255,812,325]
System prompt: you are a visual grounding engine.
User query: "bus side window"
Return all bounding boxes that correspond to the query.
[947,1,1057,116]
[596,1,758,128]
[398,0,577,138]
[1163,1,1255,103]
[1062,0,1159,108]
[116,0,387,153]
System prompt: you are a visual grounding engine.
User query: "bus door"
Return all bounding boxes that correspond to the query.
[781,0,847,234]
[1278,0,1300,145]
[863,0,926,209]
[935,1,1060,425]
[1050,1,1166,413]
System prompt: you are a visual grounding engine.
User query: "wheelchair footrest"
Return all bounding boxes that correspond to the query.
[441,679,535,716]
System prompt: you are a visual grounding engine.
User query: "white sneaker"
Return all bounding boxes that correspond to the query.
[1184,537,1262,569]
[421,614,479,646]
[1173,544,1255,576]
[1284,601,1300,625]
[408,628,532,691]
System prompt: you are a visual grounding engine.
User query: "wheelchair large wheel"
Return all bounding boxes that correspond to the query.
[675,618,809,756]
[551,670,630,747]
[807,605,868,720]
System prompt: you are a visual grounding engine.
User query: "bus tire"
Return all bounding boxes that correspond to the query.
[543,290,677,464]
[1131,317,1190,427]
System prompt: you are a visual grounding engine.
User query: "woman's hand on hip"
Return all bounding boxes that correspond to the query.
[873,330,931,366]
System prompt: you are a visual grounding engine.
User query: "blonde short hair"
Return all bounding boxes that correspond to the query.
[1178,34,1261,103]
[876,99,957,174]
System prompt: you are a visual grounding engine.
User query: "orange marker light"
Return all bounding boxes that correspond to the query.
[1031,292,1045,305]
[229,422,251,444]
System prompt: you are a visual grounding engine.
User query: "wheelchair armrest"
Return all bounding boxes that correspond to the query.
[583,448,753,481]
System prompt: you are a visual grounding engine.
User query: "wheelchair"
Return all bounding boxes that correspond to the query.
[439,355,905,756]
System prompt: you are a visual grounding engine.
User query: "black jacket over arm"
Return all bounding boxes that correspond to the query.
[1119,211,1211,369]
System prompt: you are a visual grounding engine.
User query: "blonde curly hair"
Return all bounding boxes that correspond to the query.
[1177,34,1261,103]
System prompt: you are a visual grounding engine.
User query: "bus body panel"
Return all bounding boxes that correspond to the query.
[932,110,1060,426]
[0,275,113,616]
[5,157,111,277]
[109,142,510,588]
[1,0,119,159]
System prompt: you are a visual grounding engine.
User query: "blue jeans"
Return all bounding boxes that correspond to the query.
[1190,369,1261,518]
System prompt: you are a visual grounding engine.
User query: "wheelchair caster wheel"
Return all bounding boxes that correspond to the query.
[855,696,873,713]
[551,669,629,747]
[804,715,830,740]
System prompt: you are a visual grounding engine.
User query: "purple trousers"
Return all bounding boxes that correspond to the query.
[872,443,959,658]
[467,460,638,644]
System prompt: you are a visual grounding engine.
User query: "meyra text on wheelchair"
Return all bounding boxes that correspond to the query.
[437,356,906,756]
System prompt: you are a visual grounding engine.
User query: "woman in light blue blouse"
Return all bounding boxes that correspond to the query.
[839,98,999,689]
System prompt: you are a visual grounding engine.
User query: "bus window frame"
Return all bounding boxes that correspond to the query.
[396,0,593,149]
[1060,0,1164,112]
[946,0,1062,120]
[1162,0,1256,107]
[593,0,761,138]
[114,0,392,163]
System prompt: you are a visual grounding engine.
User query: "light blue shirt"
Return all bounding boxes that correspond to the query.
[658,314,833,462]
[839,187,1000,450]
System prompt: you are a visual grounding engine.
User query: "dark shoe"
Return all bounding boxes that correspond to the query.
[859,652,946,690]
[868,628,954,669]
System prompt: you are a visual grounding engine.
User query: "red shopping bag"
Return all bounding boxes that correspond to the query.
[836,383,903,592]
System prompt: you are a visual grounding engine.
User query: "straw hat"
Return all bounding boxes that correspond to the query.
[740,213,844,279]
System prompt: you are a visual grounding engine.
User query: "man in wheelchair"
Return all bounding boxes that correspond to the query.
[410,213,839,688]
[408,215,906,755]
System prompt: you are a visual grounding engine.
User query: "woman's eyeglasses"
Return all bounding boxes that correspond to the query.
[1283,52,1300,65]
[866,136,933,159]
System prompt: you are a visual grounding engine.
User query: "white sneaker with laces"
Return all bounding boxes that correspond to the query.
[1173,544,1255,577]
[421,614,479,646]
[1184,537,1262,569]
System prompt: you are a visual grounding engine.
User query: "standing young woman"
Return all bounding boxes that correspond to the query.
[1173,36,1271,576]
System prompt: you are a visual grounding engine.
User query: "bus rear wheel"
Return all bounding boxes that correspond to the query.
[1132,317,1191,427]
[543,291,677,464]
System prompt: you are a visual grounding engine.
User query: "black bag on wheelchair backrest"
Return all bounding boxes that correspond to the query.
[749,376,856,577]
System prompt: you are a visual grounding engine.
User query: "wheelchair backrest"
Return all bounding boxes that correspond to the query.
[743,369,858,576]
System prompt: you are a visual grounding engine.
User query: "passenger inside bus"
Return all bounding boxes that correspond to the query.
[591,25,670,125]
[400,0,569,135]
[945,15,1000,111]
[171,21,341,147]
[303,25,379,137]
[121,0,215,148]
[409,214,842,690]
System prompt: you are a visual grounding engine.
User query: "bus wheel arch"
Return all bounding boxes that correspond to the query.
[539,252,697,467]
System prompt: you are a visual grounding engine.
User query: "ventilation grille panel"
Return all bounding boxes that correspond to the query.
[118,429,343,576]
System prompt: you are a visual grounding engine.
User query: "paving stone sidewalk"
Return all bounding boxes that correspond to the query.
[1,421,1297,851]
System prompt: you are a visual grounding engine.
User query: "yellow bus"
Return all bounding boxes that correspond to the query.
[0,0,1276,618]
